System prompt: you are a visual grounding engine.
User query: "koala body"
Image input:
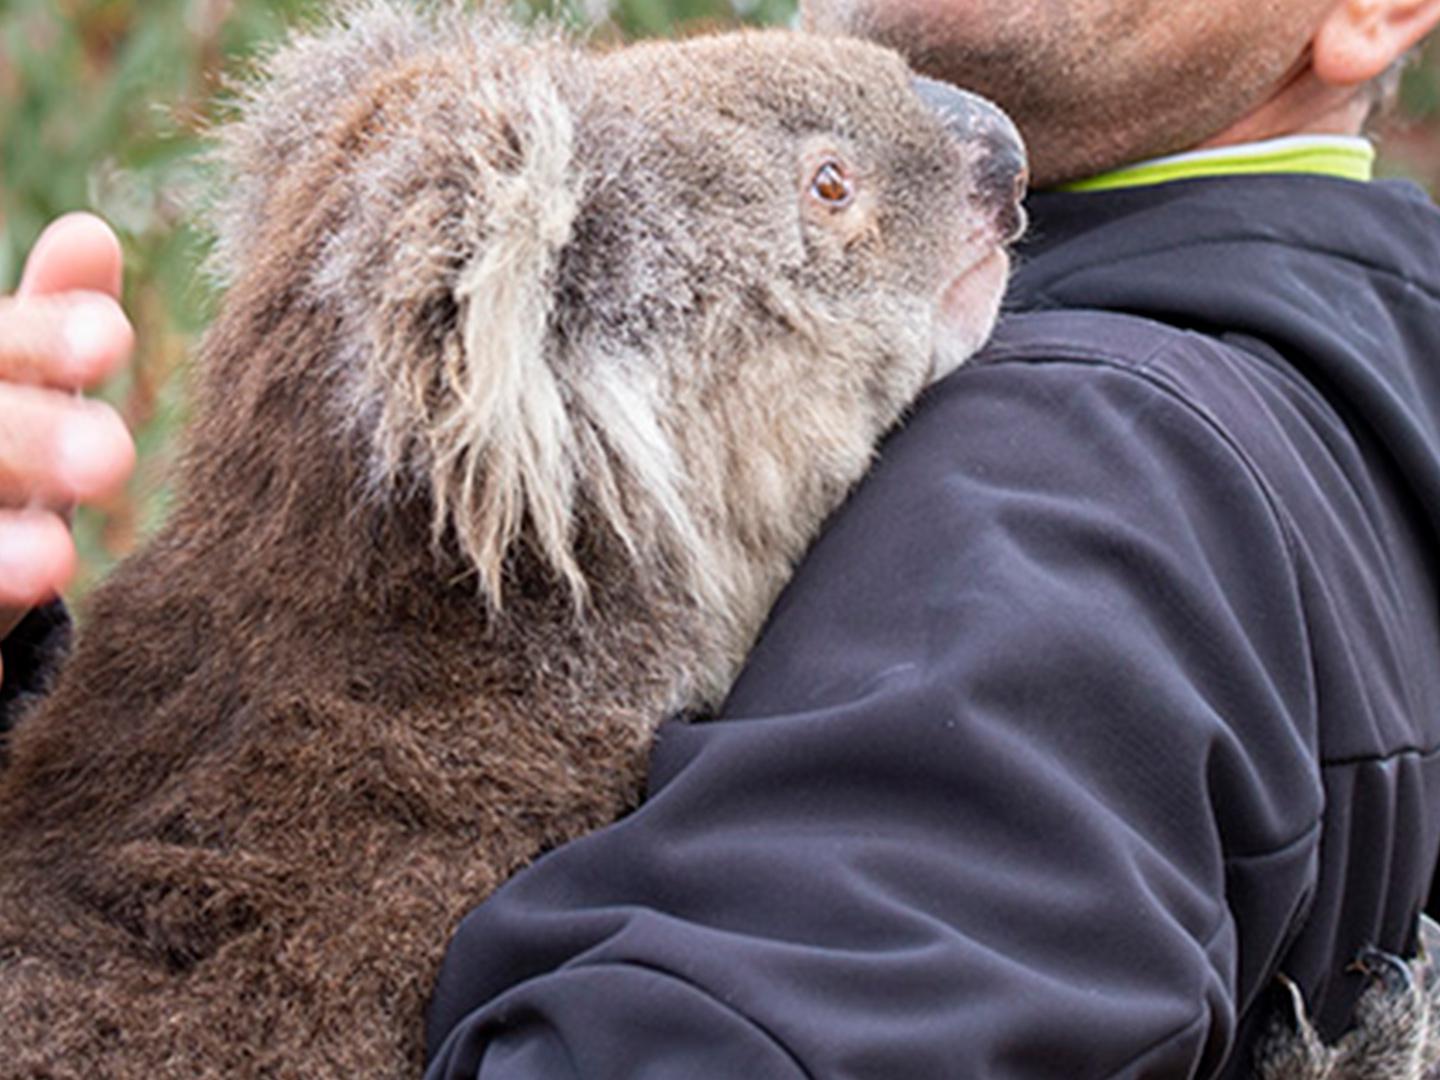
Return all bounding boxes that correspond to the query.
[0,2,1022,1075]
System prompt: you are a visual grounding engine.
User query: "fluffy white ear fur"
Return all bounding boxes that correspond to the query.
[345,54,590,610]
[432,73,584,606]
[212,1,596,608]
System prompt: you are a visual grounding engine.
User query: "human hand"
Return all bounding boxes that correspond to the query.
[0,214,136,669]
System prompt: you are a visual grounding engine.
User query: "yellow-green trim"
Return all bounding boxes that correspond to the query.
[1057,140,1375,193]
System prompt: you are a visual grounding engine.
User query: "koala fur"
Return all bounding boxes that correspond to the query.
[1256,917,1440,1080]
[0,2,1021,1075]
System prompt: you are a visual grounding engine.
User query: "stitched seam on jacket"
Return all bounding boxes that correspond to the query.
[978,347,1317,719]
[1025,233,1440,308]
[1321,740,1440,769]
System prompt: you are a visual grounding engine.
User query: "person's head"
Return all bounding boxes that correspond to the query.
[803,0,1440,187]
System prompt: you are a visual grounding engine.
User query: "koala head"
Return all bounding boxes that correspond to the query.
[206,1,1024,652]
[562,33,1024,380]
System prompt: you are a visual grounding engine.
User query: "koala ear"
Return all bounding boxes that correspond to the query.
[324,38,586,609]
[207,0,463,283]
[414,72,585,610]
[208,0,588,607]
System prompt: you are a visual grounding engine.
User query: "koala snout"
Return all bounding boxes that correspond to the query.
[912,76,1028,242]
[981,147,1029,244]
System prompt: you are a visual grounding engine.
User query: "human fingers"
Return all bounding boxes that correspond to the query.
[0,384,136,507]
[18,212,125,300]
[0,291,134,390]
[0,509,76,610]
[0,215,131,659]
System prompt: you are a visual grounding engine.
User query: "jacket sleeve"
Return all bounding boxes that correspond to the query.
[423,352,1321,1079]
[0,601,70,737]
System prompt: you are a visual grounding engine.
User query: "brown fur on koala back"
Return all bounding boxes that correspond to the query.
[0,2,1018,1075]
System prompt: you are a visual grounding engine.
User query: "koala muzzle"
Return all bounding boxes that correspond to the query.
[912,76,1028,242]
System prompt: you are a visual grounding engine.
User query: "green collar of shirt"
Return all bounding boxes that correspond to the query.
[1056,135,1375,193]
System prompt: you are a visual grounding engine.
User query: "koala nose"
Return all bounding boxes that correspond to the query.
[912,76,1029,242]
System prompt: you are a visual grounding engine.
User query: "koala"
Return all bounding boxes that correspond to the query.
[0,1,1024,1075]
[1255,917,1440,1079]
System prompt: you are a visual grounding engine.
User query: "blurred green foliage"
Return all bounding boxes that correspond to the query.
[3,0,318,593]
[1378,36,1440,187]
[1,0,1439,599]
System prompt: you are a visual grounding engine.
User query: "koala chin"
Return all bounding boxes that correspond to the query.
[0,2,1025,1075]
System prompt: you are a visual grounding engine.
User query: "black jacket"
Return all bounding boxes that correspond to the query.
[421,174,1440,1078]
[0,602,69,741]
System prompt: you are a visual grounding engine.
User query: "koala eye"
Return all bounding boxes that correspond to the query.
[809,160,854,208]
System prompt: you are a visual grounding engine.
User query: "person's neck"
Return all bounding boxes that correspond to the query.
[1198,56,1368,149]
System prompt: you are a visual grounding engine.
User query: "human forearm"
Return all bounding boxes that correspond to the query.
[424,353,1321,1077]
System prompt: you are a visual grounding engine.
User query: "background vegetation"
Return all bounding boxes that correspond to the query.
[3,0,1440,599]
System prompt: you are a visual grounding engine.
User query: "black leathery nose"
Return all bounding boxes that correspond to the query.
[912,75,1029,239]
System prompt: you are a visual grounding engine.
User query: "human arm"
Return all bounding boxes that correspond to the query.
[423,342,1321,1078]
[0,213,135,695]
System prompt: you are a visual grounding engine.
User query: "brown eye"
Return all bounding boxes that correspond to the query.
[810,160,853,207]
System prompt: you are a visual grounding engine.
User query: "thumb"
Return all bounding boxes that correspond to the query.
[18,213,125,300]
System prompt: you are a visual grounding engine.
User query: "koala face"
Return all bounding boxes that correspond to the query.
[208,6,1024,646]
[541,33,1024,633]
[558,32,1025,390]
